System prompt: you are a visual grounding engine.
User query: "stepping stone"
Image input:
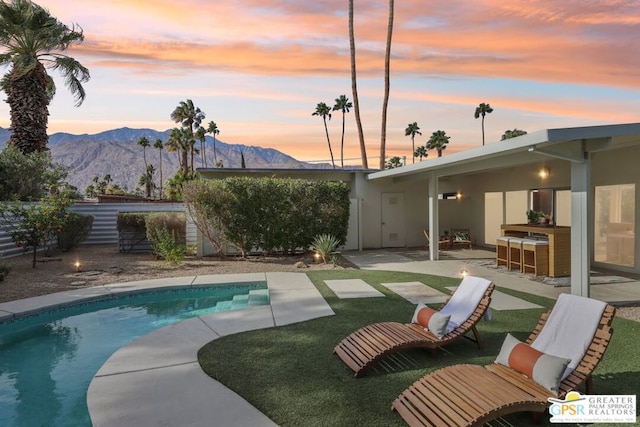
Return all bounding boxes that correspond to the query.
[324,279,385,299]
[381,282,449,304]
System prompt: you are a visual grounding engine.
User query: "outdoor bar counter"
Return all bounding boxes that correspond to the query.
[501,224,571,277]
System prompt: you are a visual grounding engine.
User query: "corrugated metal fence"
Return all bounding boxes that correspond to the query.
[0,202,196,258]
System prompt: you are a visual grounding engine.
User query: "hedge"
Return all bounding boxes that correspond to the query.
[183,177,350,256]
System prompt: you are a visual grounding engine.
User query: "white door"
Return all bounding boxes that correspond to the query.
[381,193,405,247]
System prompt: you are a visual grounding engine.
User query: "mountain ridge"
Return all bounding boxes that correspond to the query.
[0,126,328,194]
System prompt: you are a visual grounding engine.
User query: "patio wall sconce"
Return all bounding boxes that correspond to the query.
[456,192,462,199]
[538,167,550,179]
[74,261,81,272]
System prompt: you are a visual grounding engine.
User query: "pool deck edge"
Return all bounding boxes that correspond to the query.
[85,271,333,427]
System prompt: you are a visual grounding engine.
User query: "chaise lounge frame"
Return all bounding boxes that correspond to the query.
[391,303,616,427]
[334,282,494,378]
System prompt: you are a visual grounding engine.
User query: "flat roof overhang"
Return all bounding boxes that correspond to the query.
[367,123,640,183]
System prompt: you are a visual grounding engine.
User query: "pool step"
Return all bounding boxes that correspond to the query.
[248,289,270,306]
[213,289,270,312]
[231,293,249,310]
[215,300,233,312]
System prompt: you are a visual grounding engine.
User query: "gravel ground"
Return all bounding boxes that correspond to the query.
[1,245,638,322]
[0,245,347,303]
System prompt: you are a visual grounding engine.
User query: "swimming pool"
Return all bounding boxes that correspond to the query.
[0,283,269,427]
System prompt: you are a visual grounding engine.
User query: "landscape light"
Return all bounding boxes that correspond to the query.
[74,261,81,272]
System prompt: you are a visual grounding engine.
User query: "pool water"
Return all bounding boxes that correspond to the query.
[0,283,269,427]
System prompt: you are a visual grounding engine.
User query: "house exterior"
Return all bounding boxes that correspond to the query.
[198,123,640,297]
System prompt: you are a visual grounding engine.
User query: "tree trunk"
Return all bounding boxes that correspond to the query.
[158,149,163,199]
[349,0,368,169]
[182,149,189,175]
[323,118,335,168]
[6,63,50,154]
[340,113,345,168]
[379,0,394,169]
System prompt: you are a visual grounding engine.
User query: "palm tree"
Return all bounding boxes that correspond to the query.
[501,128,528,140]
[138,164,155,198]
[0,0,90,154]
[170,99,205,175]
[414,145,428,162]
[137,136,150,172]
[206,121,220,167]
[195,126,206,168]
[153,138,164,199]
[379,0,395,169]
[474,102,494,146]
[405,122,421,164]
[384,156,402,169]
[349,0,368,169]
[333,95,352,168]
[426,130,450,157]
[312,102,335,169]
[166,127,190,175]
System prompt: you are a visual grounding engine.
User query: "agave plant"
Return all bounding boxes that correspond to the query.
[311,233,341,264]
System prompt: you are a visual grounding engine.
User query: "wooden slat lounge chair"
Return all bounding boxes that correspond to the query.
[334,276,494,378]
[392,294,616,427]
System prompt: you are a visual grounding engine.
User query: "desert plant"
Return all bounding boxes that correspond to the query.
[147,226,186,265]
[312,233,341,264]
[145,213,186,264]
[57,213,93,252]
[145,212,186,245]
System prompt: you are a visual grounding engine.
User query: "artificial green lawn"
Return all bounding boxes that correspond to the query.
[198,270,640,427]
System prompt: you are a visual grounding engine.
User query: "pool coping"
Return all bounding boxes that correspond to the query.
[1,272,335,427]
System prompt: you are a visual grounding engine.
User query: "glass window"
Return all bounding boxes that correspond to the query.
[594,184,635,267]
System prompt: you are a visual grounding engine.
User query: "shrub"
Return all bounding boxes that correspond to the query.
[57,213,94,252]
[0,146,70,201]
[147,226,186,265]
[146,213,187,264]
[0,194,72,268]
[145,213,186,246]
[183,177,350,257]
[311,234,341,264]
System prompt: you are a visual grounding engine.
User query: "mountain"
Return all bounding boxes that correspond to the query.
[0,127,329,193]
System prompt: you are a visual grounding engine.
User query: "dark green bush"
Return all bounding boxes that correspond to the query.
[57,213,94,252]
[183,177,350,256]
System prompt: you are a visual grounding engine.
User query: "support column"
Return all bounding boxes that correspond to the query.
[570,151,591,297]
[429,173,439,261]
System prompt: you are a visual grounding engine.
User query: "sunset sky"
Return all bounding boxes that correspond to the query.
[1,0,638,165]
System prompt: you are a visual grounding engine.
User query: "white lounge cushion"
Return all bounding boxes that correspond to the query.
[531,293,607,379]
[439,276,492,333]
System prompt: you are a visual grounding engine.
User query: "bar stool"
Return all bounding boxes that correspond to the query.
[522,239,549,277]
[496,236,510,267]
[507,237,525,271]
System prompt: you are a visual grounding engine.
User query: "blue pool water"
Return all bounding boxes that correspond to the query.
[0,283,269,427]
